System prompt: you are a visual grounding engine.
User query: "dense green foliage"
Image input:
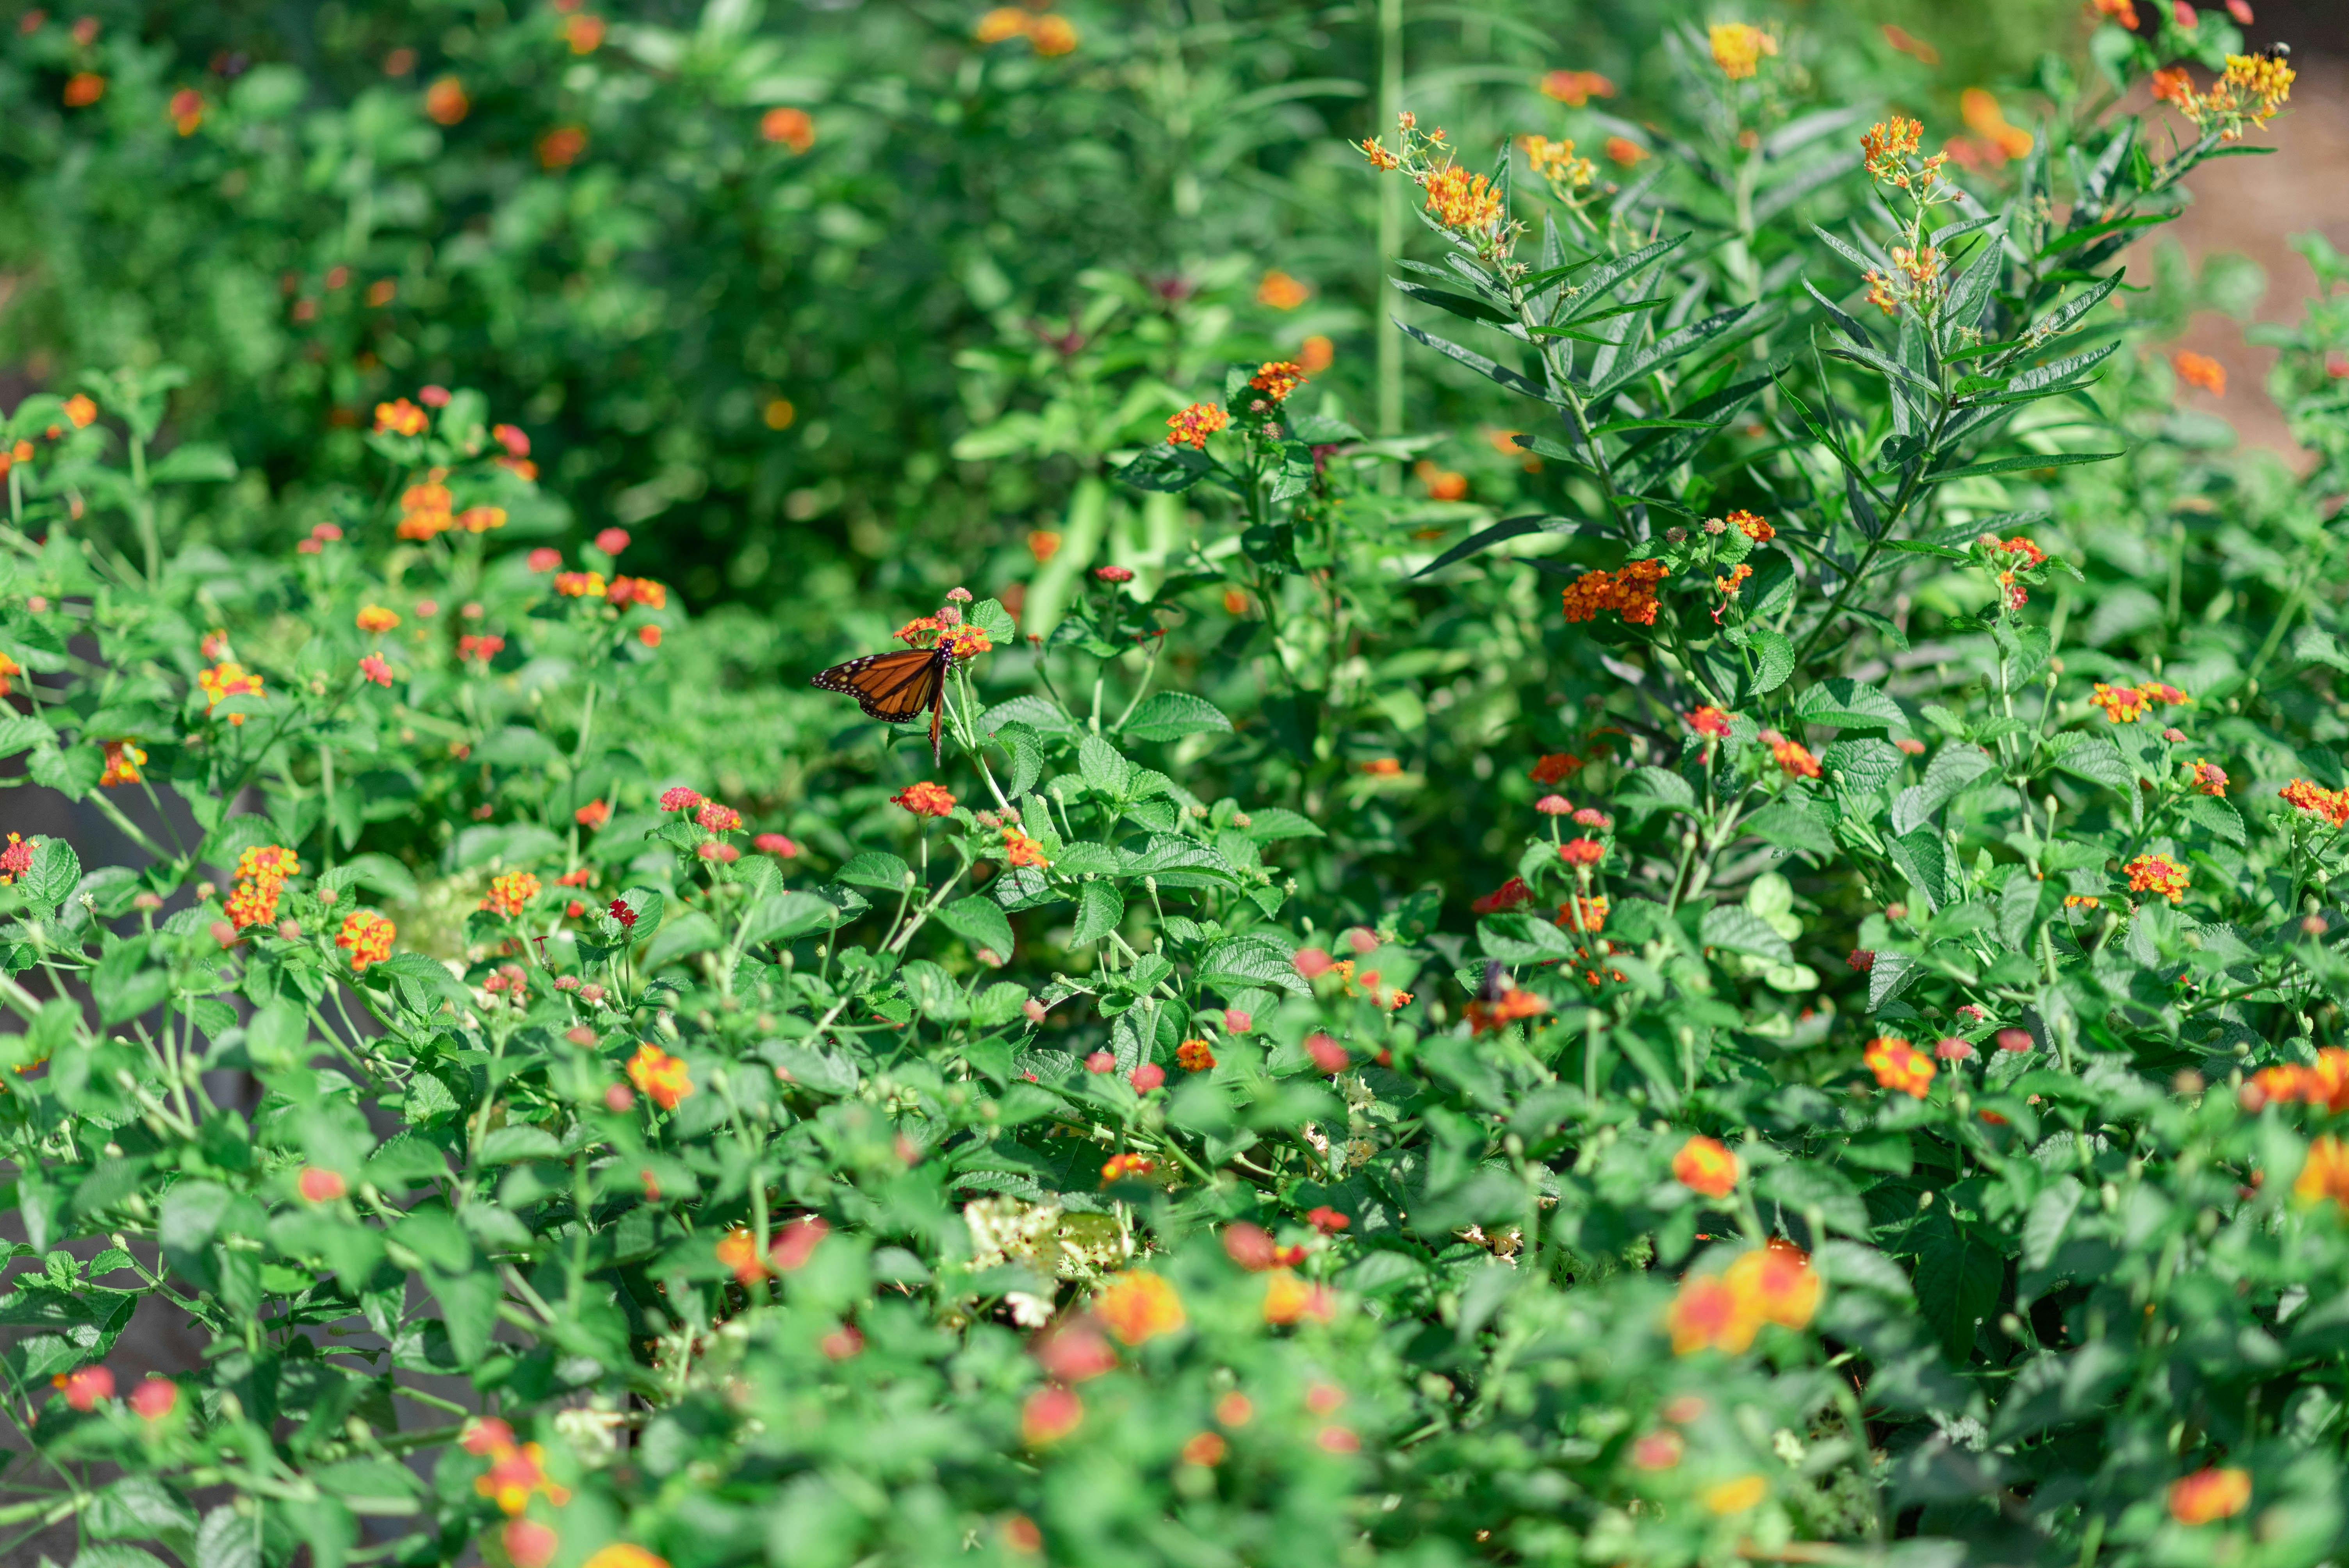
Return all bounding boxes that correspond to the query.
[5,4,2349,1568]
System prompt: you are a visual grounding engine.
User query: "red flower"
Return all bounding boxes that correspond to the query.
[1848,949,1875,971]
[1032,1320,1118,1382]
[695,801,742,833]
[1294,947,1334,978]
[1130,1062,1166,1092]
[1472,877,1531,914]
[1022,1386,1084,1446]
[55,1366,114,1412]
[1084,1050,1114,1073]
[1306,1033,1348,1073]
[609,898,638,928]
[1560,837,1606,866]
[1306,1206,1350,1235]
[1996,1028,2034,1053]
[754,832,798,855]
[130,1377,177,1420]
[299,1167,347,1202]
[526,547,560,572]
[658,786,702,813]
[595,527,630,554]
[1530,753,1584,784]
[770,1215,828,1272]
[891,781,956,818]
[1094,565,1135,583]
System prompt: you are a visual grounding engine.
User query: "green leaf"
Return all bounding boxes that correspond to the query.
[1410,513,1583,579]
[1071,882,1123,946]
[1923,449,2123,485]
[1121,692,1233,743]
[1117,443,1216,493]
[1588,303,1760,403]
[741,891,841,946]
[148,442,238,483]
[644,910,721,968]
[1077,733,1132,797]
[478,1126,562,1164]
[1240,807,1324,842]
[1616,766,1695,815]
[1748,627,1795,696]
[1395,321,1554,403]
[1479,913,1574,963]
[2180,794,2246,845]
[21,837,80,910]
[1198,934,1307,996]
[2050,734,2133,795]
[1795,678,1905,732]
[836,852,911,891]
[938,895,1016,959]
[1913,1213,2005,1362]
[969,597,1016,643]
[1699,905,1794,966]
[0,713,56,759]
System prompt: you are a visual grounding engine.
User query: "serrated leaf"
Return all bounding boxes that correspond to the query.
[1699,905,1793,966]
[1121,692,1233,743]
[1479,913,1575,963]
[836,851,911,891]
[938,896,1017,959]
[1796,678,1905,731]
[1071,882,1123,946]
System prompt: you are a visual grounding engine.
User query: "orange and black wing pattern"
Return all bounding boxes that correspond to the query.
[812,646,950,761]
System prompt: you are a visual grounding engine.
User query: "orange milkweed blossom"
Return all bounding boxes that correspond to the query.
[1422,164,1504,236]
[2168,1467,2252,1525]
[2173,351,2226,396]
[100,739,147,787]
[1540,68,1615,105]
[2124,853,2189,905]
[1672,1136,1740,1198]
[1166,403,1228,449]
[761,106,816,152]
[1094,1270,1186,1345]
[626,1043,693,1109]
[1865,1035,1936,1098]
[480,871,541,918]
[335,911,395,971]
[1708,22,1777,80]
[1256,270,1311,309]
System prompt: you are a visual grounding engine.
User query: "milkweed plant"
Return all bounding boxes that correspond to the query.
[2,10,2348,1568]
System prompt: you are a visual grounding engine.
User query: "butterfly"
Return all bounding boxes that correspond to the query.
[811,645,952,764]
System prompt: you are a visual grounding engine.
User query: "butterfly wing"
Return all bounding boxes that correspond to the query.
[812,648,950,761]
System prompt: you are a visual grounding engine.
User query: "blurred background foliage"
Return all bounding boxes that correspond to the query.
[0,0,2140,613]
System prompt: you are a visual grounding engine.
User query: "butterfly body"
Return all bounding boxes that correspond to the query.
[812,645,952,763]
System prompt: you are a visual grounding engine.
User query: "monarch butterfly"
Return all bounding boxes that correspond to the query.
[811,645,952,763]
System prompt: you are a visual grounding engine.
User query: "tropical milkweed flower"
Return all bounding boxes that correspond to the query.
[100,739,147,787]
[892,781,956,818]
[1709,22,1777,80]
[480,870,541,917]
[2125,853,2189,905]
[1540,68,1615,105]
[626,1042,693,1109]
[1520,135,1595,191]
[1167,403,1228,449]
[1256,270,1311,309]
[1672,1135,1740,1198]
[1422,163,1504,235]
[1866,1036,1936,1098]
[1604,135,1647,164]
[335,911,395,971]
[2174,352,2226,396]
[1094,1271,1185,1345]
[2168,1468,2252,1525]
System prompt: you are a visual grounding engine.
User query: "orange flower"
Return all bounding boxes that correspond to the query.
[716,1228,766,1285]
[2249,1048,2349,1113]
[1726,508,1773,542]
[1530,753,1584,785]
[2090,682,2149,723]
[1176,1038,1216,1071]
[1094,1270,1185,1345]
[1002,827,1050,869]
[562,13,605,52]
[1539,69,1615,106]
[1687,706,1734,738]
[1100,1152,1155,1183]
[2124,853,2188,905]
[2096,0,2142,27]
[1704,1475,1769,1515]
[63,393,97,429]
[62,71,105,107]
[555,570,608,598]
[2281,778,2349,828]
[457,505,506,533]
[99,739,147,787]
[1471,877,1531,914]
[760,106,816,151]
[1766,733,1821,780]
[626,1043,693,1109]
[299,1167,347,1203]
[1463,986,1547,1036]
[581,1548,666,1568]
[1666,1273,1757,1355]
[474,1439,570,1515]
[1299,334,1335,373]
[424,76,469,125]
[1603,135,1647,164]
[1257,270,1311,310]
[374,399,428,437]
[335,911,395,971]
[1726,1242,1820,1329]
[1262,1269,1336,1325]
[892,780,957,818]
[479,870,541,918]
[2168,1468,2251,1525]
[1708,22,1777,80]
[1672,1136,1740,1198]
[1027,14,1078,55]
[2173,351,2226,396]
[356,605,399,633]
[538,125,587,169]
[1249,361,1307,402]
[975,7,1029,43]
[2186,759,2227,797]
[2292,1133,2349,1210]
[1560,559,1668,626]
[1166,403,1228,449]
[1865,1035,1936,1098]
[1180,1431,1227,1466]
[1422,164,1504,234]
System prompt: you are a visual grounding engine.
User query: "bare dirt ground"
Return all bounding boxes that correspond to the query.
[2148,50,2349,460]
